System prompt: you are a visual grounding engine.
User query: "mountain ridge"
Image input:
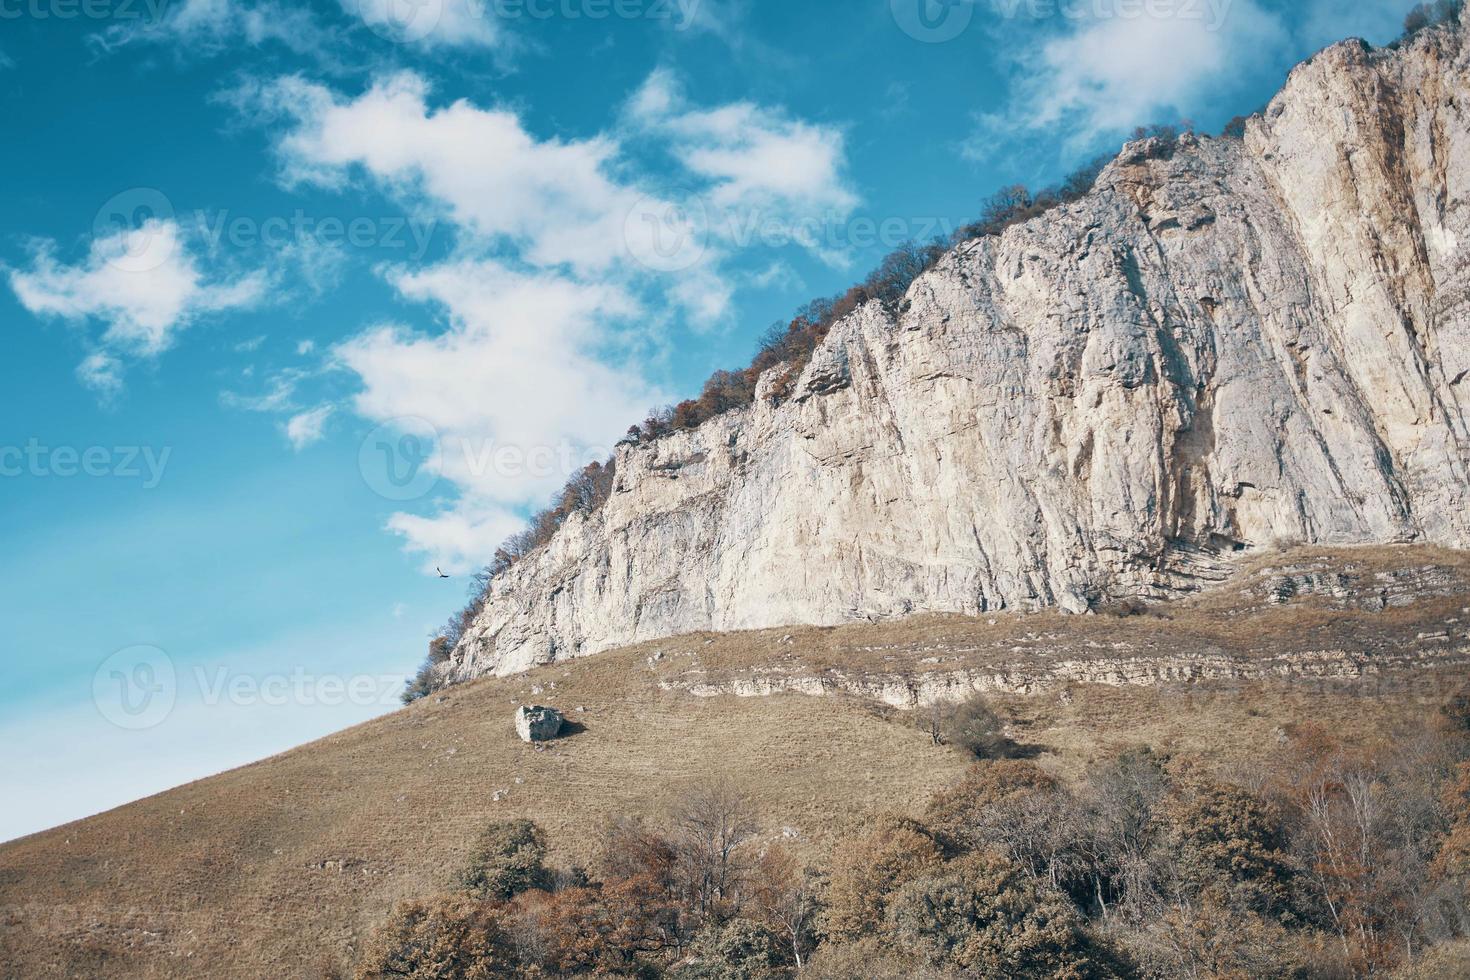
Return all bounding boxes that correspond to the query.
[439,19,1470,681]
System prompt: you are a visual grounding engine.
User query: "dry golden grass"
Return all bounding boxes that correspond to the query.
[2,545,1467,978]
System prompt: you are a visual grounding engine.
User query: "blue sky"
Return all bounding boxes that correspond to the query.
[0,0,1422,841]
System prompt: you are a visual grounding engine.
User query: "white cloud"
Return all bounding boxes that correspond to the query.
[285,404,334,450]
[339,261,653,494]
[342,0,503,50]
[972,1,1287,153]
[234,70,857,571]
[674,0,745,40]
[91,0,336,58]
[278,236,350,296]
[386,505,527,576]
[256,72,649,274]
[249,70,859,297]
[297,339,317,355]
[630,69,858,222]
[334,260,662,573]
[77,351,124,398]
[8,221,266,395]
[221,367,308,413]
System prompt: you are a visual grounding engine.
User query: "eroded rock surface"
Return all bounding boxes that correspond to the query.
[452,24,1470,680]
[514,706,564,743]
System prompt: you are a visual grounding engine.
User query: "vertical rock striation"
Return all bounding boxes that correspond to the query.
[451,23,1470,679]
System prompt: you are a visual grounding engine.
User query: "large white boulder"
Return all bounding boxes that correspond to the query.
[514,706,563,743]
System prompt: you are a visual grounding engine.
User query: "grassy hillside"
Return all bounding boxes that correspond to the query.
[3,546,1468,978]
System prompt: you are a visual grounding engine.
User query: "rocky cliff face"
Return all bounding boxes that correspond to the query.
[450,22,1470,680]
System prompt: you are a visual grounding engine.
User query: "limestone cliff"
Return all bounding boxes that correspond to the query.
[450,22,1470,680]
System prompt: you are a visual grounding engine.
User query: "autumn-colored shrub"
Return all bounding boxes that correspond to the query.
[1263,724,1466,972]
[950,694,1011,758]
[353,896,515,980]
[362,691,1470,977]
[926,759,1059,847]
[823,815,945,942]
[1161,774,1297,918]
[457,819,551,902]
[747,847,823,971]
[514,875,677,976]
[672,918,790,979]
[1121,903,1324,980]
[1433,761,1470,882]
[803,938,958,980]
[883,851,1120,978]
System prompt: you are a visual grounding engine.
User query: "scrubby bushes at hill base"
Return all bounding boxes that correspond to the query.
[355,685,1470,978]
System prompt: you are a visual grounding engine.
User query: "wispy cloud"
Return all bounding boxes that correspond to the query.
[285,404,333,450]
[628,68,858,221]
[91,0,341,60]
[969,0,1287,156]
[7,220,266,397]
[221,367,309,413]
[250,72,651,274]
[339,0,505,51]
[224,68,859,573]
[335,261,661,573]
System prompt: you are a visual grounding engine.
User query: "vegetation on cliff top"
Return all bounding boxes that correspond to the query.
[403,125,1220,703]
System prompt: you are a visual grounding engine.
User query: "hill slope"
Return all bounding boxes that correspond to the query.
[450,20,1470,679]
[3,546,1470,978]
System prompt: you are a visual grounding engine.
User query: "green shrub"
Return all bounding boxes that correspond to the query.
[457,819,551,902]
[671,919,790,979]
[354,896,514,980]
[1404,0,1463,37]
[883,851,1121,977]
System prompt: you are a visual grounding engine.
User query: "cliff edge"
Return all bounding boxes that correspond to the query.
[451,22,1470,679]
